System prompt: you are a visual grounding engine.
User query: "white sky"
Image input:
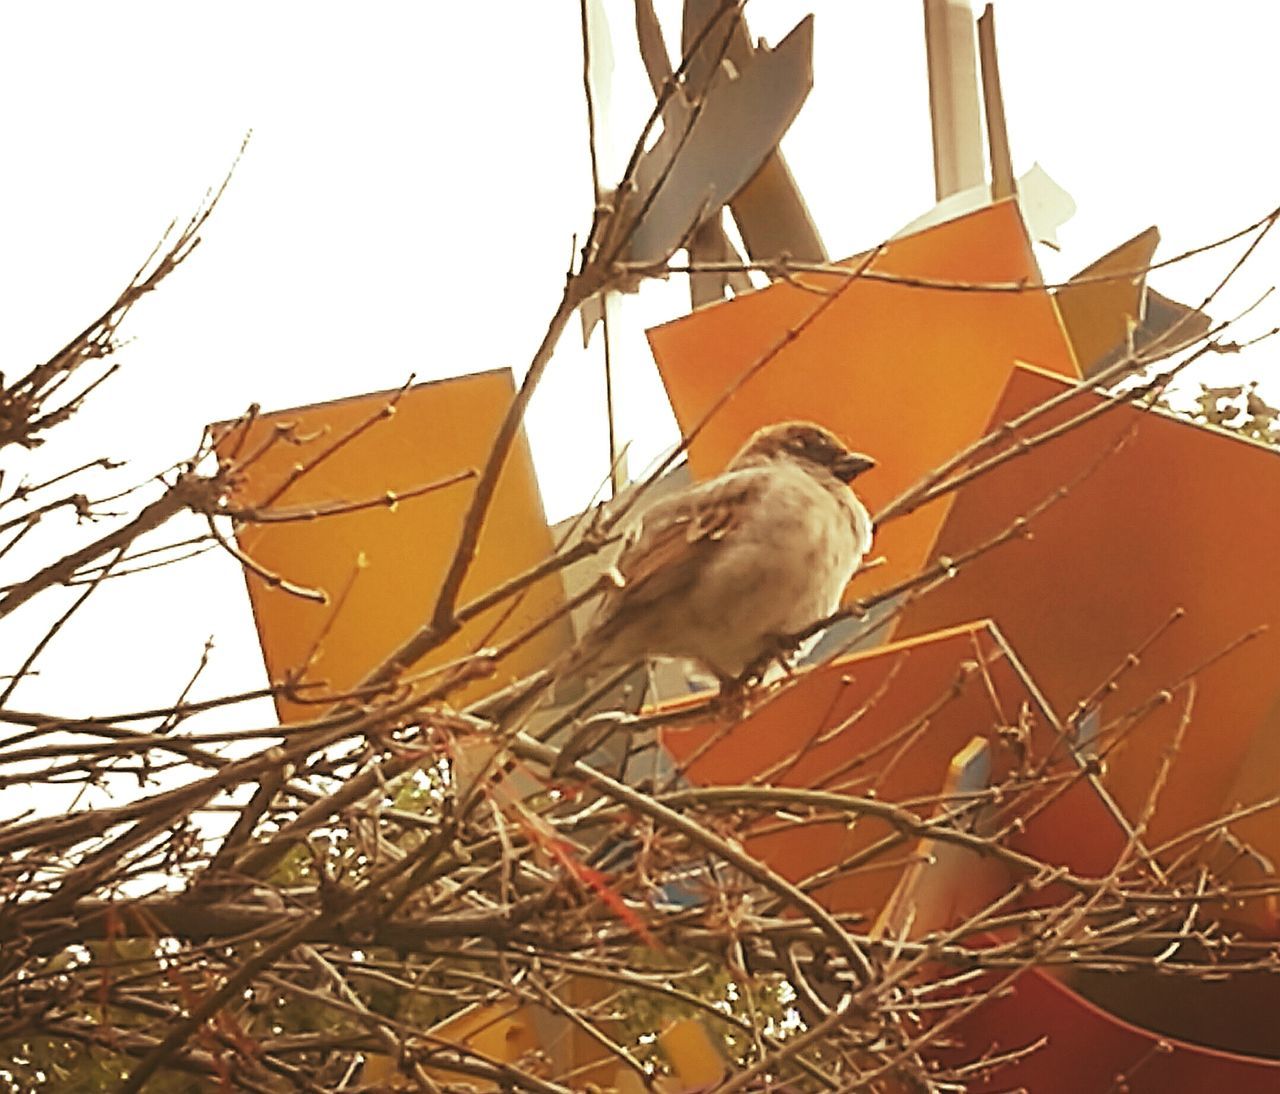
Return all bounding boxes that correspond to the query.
[1,1,1278,740]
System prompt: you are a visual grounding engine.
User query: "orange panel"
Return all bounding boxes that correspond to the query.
[647,199,1079,600]
[214,371,571,720]
[658,618,1277,1081]
[661,621,1126,921]
[896,365,1280,882]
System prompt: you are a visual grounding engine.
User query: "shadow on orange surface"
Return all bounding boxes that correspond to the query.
[931,961,1280,1092]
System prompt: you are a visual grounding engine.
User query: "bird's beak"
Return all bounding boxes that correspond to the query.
[833,452,876,482]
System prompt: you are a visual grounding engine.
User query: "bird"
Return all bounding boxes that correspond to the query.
[562,419,876,692]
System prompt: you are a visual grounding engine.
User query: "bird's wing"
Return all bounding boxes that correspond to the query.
[604,471,762,615]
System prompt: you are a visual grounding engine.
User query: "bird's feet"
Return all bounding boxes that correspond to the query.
[744,633,804,684]
[712,675,751,721]
[713,635,806,719]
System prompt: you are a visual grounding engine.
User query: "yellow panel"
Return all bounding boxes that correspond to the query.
[872,736,1010,941]
[363,1002,540,1090]
[364,985,617,1089]
[1054,225,1159,376]
[647,199,1079,601]
[214,370,571,720]
[659,1018,725,1088]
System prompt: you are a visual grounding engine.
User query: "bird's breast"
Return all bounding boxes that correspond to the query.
[701,470,859,629]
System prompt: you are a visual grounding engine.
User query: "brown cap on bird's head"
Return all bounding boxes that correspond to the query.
[731,420,876,483]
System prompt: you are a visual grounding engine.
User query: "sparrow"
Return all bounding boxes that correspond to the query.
[564,420,876,690]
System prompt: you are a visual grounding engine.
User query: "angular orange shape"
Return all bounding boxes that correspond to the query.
[214,370,571,720]
[647,199,1079,599]
[1054,225,1159,377]
[661,620,1126,920]
[897,364,1280,881]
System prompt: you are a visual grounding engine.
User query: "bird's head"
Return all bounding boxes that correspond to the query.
[732,421,876,483]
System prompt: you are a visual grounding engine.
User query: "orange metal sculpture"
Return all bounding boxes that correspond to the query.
[648,199,1080,600]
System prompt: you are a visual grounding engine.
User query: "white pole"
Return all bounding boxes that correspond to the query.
[922,0,986,201]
